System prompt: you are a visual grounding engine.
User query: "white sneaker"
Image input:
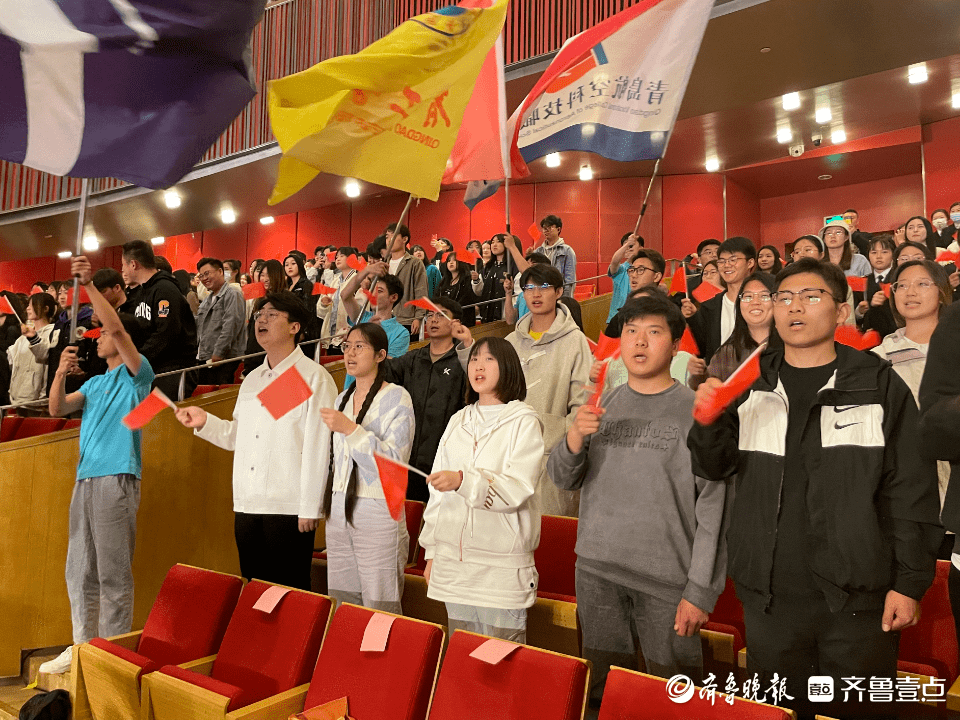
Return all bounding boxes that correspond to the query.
[38,646,73,675]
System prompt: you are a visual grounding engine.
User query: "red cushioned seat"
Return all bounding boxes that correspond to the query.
[704,577,745,653]
[192,384,218,397]
[597,667,793,719]
[404,499,425,565]
[13,417,66,439]
[1,416,23,442]
[304,604,443,720]
[88,637,157,679]
[534,515,577,600]
[428,630,589,720]
[63,419,82,430]
[898,559,958,683]
[159,664,247,711]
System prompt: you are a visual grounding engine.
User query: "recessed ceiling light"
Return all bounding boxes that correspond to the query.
[82,235,99,251]
[815,107,832,124]
[908,63,928,84]
[831,128,847,143]
[221,208,236,224]
[163,190,181,209]
[579,165,593,181]
[782,92,800,111]
[818,174,833,181]
[777,127,792,143]
[545,153,561,168]
[952,93,960,109]
[582,124,596,138]
[705,157,720,172]
[150,236,164,245]
[57,251,71,258]
[345,179,361,198]
[760,47,771,53]
[259,216,275,225]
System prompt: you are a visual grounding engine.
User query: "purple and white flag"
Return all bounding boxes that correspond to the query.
[0,0,264,188]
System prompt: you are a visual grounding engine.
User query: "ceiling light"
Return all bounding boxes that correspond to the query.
[581,124,596,138]
[220,208,236,224]
[952,93,960,109]
[344,179,361,198]
[579,165,593,181]
[776,126,792,143]
[259,216,275,225]
[82,235,99,252]
[545,153,561,168]
[908,63,928,84]
[782,92,800,110]
[163,190,181,209]
[705,157,720,172]
[150,236,164,245]
[57,251,71,259]
[815,107,832,124]
[818,174,833,181]
[831,128,847,143]
[760,47,771,53]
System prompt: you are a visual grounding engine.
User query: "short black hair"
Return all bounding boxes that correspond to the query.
[620,232,644,247]
[467,337,526,404]
[950,201,960,212]
[394,224,411,241]
[634,248,666,276]
[844,208,858,216]
[283,253,307,279]
[931,208,949,221]
[29,292,58,322]
[338,246,358,258]
[31,281,48,291]
[288,249,307,263]
[526,252,551,265]
[893,240,934,262]
[868,234,896,254]
[618,294,686,341]
[122,240,157,269]
[314,246,326,255]
[697,239,721,255]
[519,263,564,289]
[775,257,847,303]
[261,290,311,343]
[224,259,241,274]
[347,322,390,357]
[92,268,123,292]
[379,273,405,309]
[540,214,562,230]
[197,257,224,273]
[154,256,172,273]
[432,296,463,321]
[719,236,757,260]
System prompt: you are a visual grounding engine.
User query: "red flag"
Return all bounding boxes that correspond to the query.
[325,250,338,263]
[122,388,176,430]
[835,325,881,350]
[256,365,313,420]
[692,281,723,303]
[880,283,891,299]
[527,222,542,244]
[313,283,337,296]
[936,250,960,263]
[347,255,368,273]
[361,288,378,307]
[243,282,266,300]
[693,344,764,426]
[585,337,598,354]
[679,327,699,356]
[445,250,477,265]
[83,327,102,339]
[373,453,410,521]
[30,286,44,295]
[668,266,687,296]
[0,295,16,316]
[405,297,450,319]
[846,276,867,293]
[66,285,91,305]
[593,334,621,362]
[588,362,608,408]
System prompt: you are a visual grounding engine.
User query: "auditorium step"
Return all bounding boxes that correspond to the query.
[0,683,41,720]
[24,649,72,692]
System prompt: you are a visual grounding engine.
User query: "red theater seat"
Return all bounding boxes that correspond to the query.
[428,631,589,720]
[13,417,66,439]
[597,667,793,719]
[0,416,23,442]
[191,384,219,397]
[63,419,82,430]
[700,577,746,667]
[534,515,577,602]
[404,499,426,565]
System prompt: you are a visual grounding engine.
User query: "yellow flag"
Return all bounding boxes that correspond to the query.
[267,1,509,205]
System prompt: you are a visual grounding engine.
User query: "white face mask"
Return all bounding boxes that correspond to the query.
[933,217,948,230]
[224,270,233,282]
[952,212,960,224]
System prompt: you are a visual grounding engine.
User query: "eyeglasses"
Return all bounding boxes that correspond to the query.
[521,283,554,293]
[739,292,772,304]
[716,256,746,268]
[771,288,839,306]
[897,254,925,263]
[197,270,219,280]
[423,311,450,321]
[253,310,285,323]
[823,229,848,238]
[892,279,936,293]
[626,265,655,276]
[341,341,372,354]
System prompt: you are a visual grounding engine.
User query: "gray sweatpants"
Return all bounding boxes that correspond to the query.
[325,494,408,614]
[577,569,702,706]
[446,603,527,644]
[66,474,140,645]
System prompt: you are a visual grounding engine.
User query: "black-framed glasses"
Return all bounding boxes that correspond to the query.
[521,283,554,293]
[716,256,746,268]
[771,288,839,306]
[626,266,654,276]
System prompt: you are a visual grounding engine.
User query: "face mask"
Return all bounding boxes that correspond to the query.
[952,213,960,224]
[933,217,948,230]
[224,270,233,282]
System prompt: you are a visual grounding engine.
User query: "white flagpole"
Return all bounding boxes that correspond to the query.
[69,179,91,343]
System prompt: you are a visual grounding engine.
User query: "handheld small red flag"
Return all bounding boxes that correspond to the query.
[881,283,891,299]
[373,452,414,521]
[347,255,368,273]
[445,250,477,265]
[692,282,723,303]
[256,365,313,420]
[30,286,44,295]
[593,334,621,362]
[846,276,867,293]
[361,288,378,307]
[66,285,91,305]
[83,327,102,340]
[313,283,337,296]
[693,344,765,426]
[668,266,687,296]
[835,325,881,350]
[325,250,338,263]
[527,222,542,243]
[679,327,699,356]
[588,362,608,409]
[122,388,176,430]
[405,297,450,319]
[936,250,960,263]
[243,282,266,300]
[0,295,16,316]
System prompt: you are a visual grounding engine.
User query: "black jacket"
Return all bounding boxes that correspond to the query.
[45,306,95,395]
[689,344,941,613]
[435,275,479,327]
[127,270,197,372]
[384,345,467,501]
[851,229,872,257]
[479,258,508,323]
[854,273,898,338]
[686,292,725,362]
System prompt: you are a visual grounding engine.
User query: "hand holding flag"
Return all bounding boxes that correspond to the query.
[692,281,723,303]
[0,294,20,323]
[361,288,378,307]
[405,297,451,320]
[587,362,608,409]
[592,334,621,362]
[846,276,867,293]
[373,452,423,521]
[880,283,891,299]
[313,283,337,296]
[693,344,765,426]
[668,266,687,297]
[123,388,177,430]
[526,222,542,244]
[678,327,699,356]
[347,255,368,273]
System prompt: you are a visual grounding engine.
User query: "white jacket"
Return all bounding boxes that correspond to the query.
[7,324,56,404]
[420,400,544,609]
[195,347,336,517]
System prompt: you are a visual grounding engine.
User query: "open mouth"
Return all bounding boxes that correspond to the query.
[788,320,805,328]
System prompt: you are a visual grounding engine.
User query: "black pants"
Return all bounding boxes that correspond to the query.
[234,512,316,591]
[744,594,900,720]
[195,360,240,387]
[153,369,196,403]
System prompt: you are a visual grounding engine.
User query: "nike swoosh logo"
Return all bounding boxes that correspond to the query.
[834,405,860,413]
[835,421,861,430]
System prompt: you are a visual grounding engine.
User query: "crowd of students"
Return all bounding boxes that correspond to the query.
[5,207,960,720]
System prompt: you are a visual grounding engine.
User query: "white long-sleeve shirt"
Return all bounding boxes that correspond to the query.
[195,347,336,518]
[7,324,55,403]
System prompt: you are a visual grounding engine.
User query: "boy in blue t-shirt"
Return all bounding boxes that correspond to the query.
[39,256,154,675]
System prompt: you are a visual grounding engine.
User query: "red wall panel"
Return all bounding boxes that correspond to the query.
[246,213,296,264]
[350,194,410,251]
[922,116,960,215]
[0,257,57,293]
[469,183,536,244]
[725,178,761,244]
[759,174,923,250]
[409,189,472,248]
[202,225,250,270]
[660,175,725,261]
[297,204,352,254]
[597,176,662,293]
[165,232,204,272]
[533,180,600,263]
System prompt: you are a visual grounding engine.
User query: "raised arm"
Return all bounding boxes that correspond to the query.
[72,256,141,376]
[49,346,86,417]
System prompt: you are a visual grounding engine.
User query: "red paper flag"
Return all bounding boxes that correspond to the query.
[693,344,764,426]
[361,288,378,307]
[30,286,44,295]
[880,283,891,299]
[243,282,266,300]
[313,283,337,296]
[679,327,699,356]
[585,337,597,353]
[405,297,450,319]
[593,334,621,362]
[692,282,723,303]
[936,250,960,263]
[66,285,91,305]
[668,266,687,296]
[325,250,338,263]
[445,250,477,265]
[527,222,542,243]
[373,453,410,521]
[835,325,881,350]
[122,388,176,430]
[0,295,16,316]
[256,365,313,420]
[83,327,102,339]
[846,276,867,293]
[588,362,608,408]
[347,255,368,272]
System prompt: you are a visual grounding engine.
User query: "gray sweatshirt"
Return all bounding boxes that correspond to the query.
[547,381,732,612]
